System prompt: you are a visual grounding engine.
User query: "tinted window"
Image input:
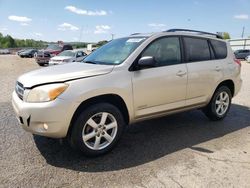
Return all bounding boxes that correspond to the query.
[210,40,227,59]
[63,45,73,51]
[76,51,84,57]
[242,50,250,53]
[46,44,62,51]
[184,37,210,62]
[236,50,250,53]
[141,37,181,66]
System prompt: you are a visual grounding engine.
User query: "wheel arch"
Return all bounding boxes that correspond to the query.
[67,94,130,137]
[215,80,235,97]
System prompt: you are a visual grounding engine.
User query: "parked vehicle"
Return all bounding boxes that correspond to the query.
[12,29,242,156]
[19,49,38,58]
[246,55,250,63]
[49,50,87,65]
[0,49,10,54]
[36,43,73,66]
[35,51,51,66]
[17,49,29,56]
[234,49,250,59]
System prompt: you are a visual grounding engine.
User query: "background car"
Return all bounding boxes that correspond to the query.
[49,50,87,65]
[246,55,250,63]
[234,49,250,59]
[19,49,38,58]
[17,49,29,56]
[36,43,73,66]
[0,49,10,55]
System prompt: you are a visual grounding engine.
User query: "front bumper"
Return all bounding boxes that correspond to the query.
[12,91,76,138]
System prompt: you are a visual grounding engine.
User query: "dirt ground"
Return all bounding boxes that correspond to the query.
[0,55,250,188]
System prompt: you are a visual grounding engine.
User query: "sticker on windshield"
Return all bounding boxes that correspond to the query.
[126,38,145,43]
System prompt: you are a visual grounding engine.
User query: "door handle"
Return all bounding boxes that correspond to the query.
[176,70,187,77]
[215,66,221,71]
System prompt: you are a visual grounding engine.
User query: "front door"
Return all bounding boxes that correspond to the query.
[132,37,187,118]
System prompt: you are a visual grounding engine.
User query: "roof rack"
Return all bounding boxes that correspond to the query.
[166,29,223,39]
[130,33,142,36]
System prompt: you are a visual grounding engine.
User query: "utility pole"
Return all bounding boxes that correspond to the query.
[79,26,83,42]
[241,26,245,38]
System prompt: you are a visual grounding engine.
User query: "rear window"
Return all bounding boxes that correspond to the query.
[184,37,210,62]
[210,40,227,59]
[236,50,250,53]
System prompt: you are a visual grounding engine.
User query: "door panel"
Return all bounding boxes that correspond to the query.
[132,64,187,118]
[131,37,187,118]
[183,37,224,106]
[186,60,224,105]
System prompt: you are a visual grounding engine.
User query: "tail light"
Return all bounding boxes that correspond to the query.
[234,57,241,67]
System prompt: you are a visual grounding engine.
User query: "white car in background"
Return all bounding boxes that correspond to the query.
[246,55,250,63]
[49,50,87,65]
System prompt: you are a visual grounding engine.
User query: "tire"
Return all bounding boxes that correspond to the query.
[38,63,48,67]
[203,86,232,121]
[70,103,125,157]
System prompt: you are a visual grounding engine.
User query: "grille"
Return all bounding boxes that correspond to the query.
[15,81,24,100]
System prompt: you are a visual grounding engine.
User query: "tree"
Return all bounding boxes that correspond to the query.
[223,32,231,40]
[96,40,108,47]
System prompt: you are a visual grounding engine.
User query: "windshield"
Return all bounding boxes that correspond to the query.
[58,51,75,57]
[83,37,147,65]
[46,44,62,51]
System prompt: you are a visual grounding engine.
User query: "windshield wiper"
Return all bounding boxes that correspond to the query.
[83,60,98,64]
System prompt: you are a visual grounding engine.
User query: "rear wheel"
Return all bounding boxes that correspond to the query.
[203,86,232,121]
[70,103,125,156]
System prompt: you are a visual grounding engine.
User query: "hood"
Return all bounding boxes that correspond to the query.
[18,63,114,88]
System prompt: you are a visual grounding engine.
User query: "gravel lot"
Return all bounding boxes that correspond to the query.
[0,55,250,188]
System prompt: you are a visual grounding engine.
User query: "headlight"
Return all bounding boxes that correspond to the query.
[26,83,68,102]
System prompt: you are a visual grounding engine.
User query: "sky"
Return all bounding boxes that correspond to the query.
[0,0,250,42]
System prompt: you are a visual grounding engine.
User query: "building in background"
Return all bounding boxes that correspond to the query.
[228,39,250,51]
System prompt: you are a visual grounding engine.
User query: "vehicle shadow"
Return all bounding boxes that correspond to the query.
[34,104,250,172]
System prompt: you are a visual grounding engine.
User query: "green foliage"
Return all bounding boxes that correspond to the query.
[0,32,46,48]
[223,32,231,40]
[96,40,108,47]
[72,42,87,49]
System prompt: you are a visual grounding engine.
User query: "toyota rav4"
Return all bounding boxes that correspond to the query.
[12,29,242,156]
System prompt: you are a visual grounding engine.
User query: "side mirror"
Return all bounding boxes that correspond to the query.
[138,56,156,68]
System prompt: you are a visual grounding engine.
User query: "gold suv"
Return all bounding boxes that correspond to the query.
[12,29,242,156]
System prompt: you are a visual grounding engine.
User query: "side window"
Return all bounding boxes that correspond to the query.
[184,37,210,62]
[76,52,82,57]
[141,37,181,67]
[63,45,73,51]
[210,40,227,59]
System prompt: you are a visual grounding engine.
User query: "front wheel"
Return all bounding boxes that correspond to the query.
[203,86,232,121]
[70,103,125,157]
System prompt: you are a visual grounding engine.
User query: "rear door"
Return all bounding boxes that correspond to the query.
[184,37,225,106]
